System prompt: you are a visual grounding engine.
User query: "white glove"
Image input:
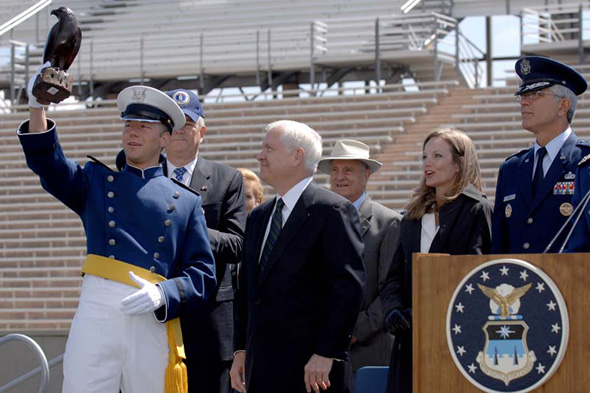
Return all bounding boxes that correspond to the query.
[27,61,52,108]
[120,271,164,316]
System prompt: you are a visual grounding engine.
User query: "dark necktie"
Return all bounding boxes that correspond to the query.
[532,147,547,196]
[259,198,284,277]
[173,167,187,182]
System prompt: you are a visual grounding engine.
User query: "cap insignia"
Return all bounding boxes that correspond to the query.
[520,58,531,75]
[172,91,190,106]
[131,88,147,102]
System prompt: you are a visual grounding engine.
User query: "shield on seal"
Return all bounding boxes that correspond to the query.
[477,320,536,385]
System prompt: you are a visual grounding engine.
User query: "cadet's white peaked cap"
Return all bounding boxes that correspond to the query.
[117,85,185,132]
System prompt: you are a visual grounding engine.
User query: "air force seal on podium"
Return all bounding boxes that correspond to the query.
[446,259,569,393]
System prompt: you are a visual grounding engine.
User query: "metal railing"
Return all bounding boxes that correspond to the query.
[0,0,52,39]
[1,10,481,105]
[0,333,60,393]
[521,4,590,63]
[0,1,53,105]
[455,29,485,88]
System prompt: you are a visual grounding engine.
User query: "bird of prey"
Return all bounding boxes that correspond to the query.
[43,7,82,71]
[478,283,532,318]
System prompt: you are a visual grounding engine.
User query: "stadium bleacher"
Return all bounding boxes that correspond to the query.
[0,80,454,333]
[5,78,590,332]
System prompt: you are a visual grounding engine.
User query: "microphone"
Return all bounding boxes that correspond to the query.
[543,187,590,253]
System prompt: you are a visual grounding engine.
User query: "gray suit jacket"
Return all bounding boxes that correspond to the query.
[350,196,401,371]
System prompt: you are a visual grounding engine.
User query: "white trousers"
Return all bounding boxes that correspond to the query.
[62,275,168,393]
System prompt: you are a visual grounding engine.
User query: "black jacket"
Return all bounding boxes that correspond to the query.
[381,184,492,393]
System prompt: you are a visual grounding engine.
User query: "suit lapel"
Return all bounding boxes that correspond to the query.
[252,200,274,269]
[403,219,422,254]
[190,158,212,204]
[256,183,315,288]
[358,196,372,237]
[432,195,465,251]
[530,134,576,211]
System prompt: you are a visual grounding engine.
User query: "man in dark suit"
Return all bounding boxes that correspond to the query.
[166,89,246,393]
[230,120,365,393]
[317,139,400,372]
[492,56,590,254]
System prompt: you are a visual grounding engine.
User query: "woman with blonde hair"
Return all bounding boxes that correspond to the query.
[238,168,265,215]
[381,127,492,393]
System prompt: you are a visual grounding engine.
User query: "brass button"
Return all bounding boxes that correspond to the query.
[107,175,114,183]
[107,191,115,198]
[169,204,176,211]
[526,218,533,224]
[165,220,172,227]
[108,239,116,246]
[523,242,530,250]
[158,236,165,243]
[154,252,160,259]
[109,255,115,259]
[173,191,180,199]
[108,206,115,213]
[150,266,156,273]
[108,220,116,228]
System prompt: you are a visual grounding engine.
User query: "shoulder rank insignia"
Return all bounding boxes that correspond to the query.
[170,178,201,197]
[505,148,530,161]
[578,153,590,167]
[87,155,115,172]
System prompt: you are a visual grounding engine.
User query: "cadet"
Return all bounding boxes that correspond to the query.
[492,56,590,254]
[18,74,216,393]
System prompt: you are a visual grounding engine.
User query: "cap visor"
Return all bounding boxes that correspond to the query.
[120,116,162,123]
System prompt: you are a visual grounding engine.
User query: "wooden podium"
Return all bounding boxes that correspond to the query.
[413,253,590,392]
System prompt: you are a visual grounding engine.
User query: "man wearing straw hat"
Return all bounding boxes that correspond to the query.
[18,73,216,393]
[318,139,401,372]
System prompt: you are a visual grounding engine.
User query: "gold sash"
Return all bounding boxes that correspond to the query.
[82,254,187,393]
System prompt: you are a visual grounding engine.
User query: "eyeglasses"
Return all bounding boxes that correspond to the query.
[515,91,563,103]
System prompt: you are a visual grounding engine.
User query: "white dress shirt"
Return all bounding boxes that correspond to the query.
[260,176,313,261]
[166,157,198,186]
[532,127,571,178]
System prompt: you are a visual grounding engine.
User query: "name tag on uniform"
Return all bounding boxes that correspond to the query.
[503,194,516,202]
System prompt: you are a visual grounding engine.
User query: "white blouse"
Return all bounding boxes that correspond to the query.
[420,212,439,253]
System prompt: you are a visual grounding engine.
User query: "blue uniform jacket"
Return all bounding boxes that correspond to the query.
[18,120,217,321]
[492,132,590,254]
[567,152,590,251]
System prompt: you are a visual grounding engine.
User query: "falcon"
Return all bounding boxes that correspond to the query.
[43,7,82,71]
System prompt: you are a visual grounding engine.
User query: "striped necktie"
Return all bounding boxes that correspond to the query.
[259,198,284,277]
[173,167,187,182]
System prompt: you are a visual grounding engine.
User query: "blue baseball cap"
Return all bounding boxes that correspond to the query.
[166,89,205,123]
[515,56,587,96]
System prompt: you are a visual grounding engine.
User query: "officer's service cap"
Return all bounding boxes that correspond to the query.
[166,89,204,122]
[515,56,587,96]
[117,86,185,132]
